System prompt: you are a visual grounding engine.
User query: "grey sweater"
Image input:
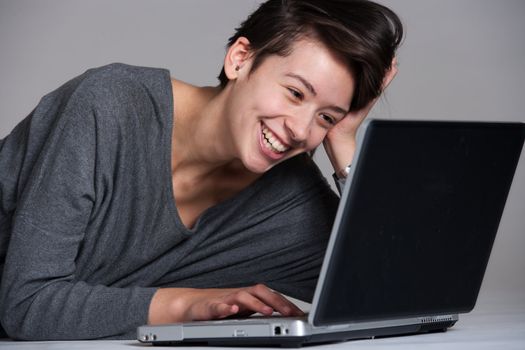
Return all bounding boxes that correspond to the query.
[0,63,338,340]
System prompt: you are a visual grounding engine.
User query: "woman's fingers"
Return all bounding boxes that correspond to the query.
[189,301,238,321]
[204,284,304,319]
[208,302,239,319]
[248,284,304,316]
[229,289,275,315]
[352,56,398,121]
[163,284,305,323]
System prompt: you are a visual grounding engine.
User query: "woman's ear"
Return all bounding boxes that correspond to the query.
[223,37,252,81]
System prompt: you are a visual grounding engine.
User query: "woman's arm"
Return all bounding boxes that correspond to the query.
[323,58,399,177]
[0,101,163,340]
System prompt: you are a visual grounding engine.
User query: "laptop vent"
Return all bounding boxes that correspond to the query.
[420,316,454,324]
[419,321,455,333]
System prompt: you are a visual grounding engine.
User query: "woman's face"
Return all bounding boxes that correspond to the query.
[225,38,355,173]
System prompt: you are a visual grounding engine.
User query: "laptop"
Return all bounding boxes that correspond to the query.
[138,119,525,347]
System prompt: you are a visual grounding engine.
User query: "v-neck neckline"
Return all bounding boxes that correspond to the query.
[162,73,276,234]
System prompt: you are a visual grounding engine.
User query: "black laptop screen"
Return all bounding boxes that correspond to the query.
[313,120,524,326]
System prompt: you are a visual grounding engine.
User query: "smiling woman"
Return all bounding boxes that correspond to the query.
[212,37,356,174]
[0,0,402,341]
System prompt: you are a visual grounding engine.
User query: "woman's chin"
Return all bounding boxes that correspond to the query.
[243,161,273,174]
[241,144,298,174]
[242,155,278,174]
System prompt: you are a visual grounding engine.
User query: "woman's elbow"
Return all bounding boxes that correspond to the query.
[0,297,45,340]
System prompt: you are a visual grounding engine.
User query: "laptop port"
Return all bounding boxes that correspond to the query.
[274,326,282,335]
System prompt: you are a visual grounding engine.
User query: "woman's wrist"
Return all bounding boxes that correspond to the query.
[334,164,352,180]
[148,288,191,325]
[323,136,356,176]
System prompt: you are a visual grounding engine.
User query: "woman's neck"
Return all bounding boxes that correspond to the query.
[170,79,248,182]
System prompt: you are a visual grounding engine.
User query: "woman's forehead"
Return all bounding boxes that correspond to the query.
[259,39,355,102]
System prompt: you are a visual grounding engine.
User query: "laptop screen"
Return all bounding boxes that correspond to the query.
[313,120,525,326]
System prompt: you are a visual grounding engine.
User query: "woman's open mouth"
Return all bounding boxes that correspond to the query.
[259,123,290,159]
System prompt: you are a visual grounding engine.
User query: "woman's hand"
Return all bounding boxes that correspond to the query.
[148,284,304,325]
[323,58,398,174]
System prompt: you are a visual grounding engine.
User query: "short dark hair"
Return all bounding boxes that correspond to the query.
[218,0,403,112]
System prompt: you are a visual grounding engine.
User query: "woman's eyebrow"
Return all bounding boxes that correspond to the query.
[285,73,317,96]
[326,105,349,116]
[286,73,349,115]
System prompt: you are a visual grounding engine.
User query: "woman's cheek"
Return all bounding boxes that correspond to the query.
[308,128,328,149]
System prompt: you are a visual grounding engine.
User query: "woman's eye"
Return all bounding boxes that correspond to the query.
[287,88,303,100]
[321,114,335,125]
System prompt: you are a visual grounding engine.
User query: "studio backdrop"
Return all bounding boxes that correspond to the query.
[1,0,524,297]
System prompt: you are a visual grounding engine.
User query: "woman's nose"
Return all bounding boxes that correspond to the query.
[284,113,314,144]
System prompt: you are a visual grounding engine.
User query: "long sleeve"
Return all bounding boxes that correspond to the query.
[0,73,158,340]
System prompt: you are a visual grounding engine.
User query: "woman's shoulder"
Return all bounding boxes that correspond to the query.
[6,63,173,163]
[80,62,170,88]
[264,154,337,199]
[32,63,173,132]
[65,63,171,107]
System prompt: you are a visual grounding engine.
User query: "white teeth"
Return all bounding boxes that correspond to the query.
[262,126,289,153]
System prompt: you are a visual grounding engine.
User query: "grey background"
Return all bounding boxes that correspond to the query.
[1,0,523,297]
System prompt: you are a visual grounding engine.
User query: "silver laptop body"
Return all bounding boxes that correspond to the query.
[138,119,525,347]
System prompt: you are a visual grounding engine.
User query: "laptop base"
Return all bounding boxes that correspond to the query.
[141,320,456,348]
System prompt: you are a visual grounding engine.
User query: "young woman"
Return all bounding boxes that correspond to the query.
[0,0,402,340]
